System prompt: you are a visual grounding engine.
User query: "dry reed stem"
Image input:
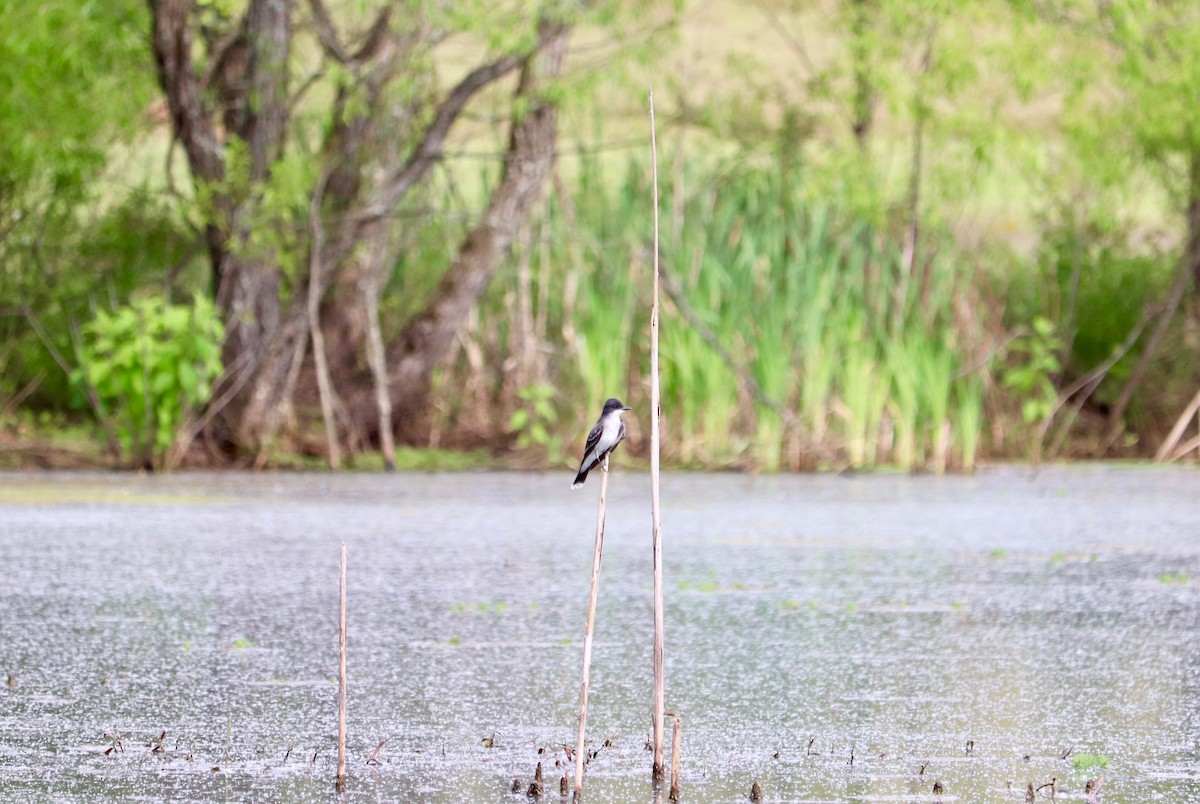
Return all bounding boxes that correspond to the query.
[648,87,666,783]
[1155,387,1200,461]
[336,541,348,787]
[573,455,611,802]
[668,716,681,801]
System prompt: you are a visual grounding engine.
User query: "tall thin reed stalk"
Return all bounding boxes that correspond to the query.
[669,715,682,801]
[336,541,347,789]
[648,88,666,784]
[573,455,610,803]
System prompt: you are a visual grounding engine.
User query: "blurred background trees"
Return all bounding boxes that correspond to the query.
[1,0,1197,470]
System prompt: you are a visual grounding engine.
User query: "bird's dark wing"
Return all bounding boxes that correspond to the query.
[580,420,603,462]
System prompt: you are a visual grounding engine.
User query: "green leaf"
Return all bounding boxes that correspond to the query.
[178,362,198,397]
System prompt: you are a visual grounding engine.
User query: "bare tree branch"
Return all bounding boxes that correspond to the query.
[307,0,349,63]
[354,52,528,224]
[198,25,247,93]
[369,22,571,442]
[307,0,394,65]
[350,4,395,63]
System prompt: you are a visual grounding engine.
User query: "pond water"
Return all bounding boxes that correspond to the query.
[0,466,1198,802]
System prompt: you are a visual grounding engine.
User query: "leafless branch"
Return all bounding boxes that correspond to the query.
[350,4,395,63]
[307,0,394,65]
[355,52,527,224]
[307,0,350,63]
[198,25,247,92]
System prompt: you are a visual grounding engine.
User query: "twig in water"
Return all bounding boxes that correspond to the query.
[366,738,388,765]
[103,732,125,755]
[147,730,167,753]
[1035,777,1057,798]
[527,761,544,797]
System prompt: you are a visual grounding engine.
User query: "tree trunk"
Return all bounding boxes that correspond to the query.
[149,0,230,293]
[149,0,554,459]
[148,0,224,184]
[214,0,292,448]
[375,23,570,444]
[149,0,295,453]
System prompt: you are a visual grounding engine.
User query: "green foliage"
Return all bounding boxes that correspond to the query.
[1063,1,1200,193]
[73,296,223,468]
[1002,317,1062,426]
[2,191,204,410]
[1070,753,1109,772]
[6,0,1200,469]
[509,383,563,459]
[0,0,152,198]
[0,0,185,413]
[1034,211,1172,380]
[460,153,985,472]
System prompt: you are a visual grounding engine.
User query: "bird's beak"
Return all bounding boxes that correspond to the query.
[622,405,632,411]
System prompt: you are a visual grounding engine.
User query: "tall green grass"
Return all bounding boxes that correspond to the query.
[432,153,986,472]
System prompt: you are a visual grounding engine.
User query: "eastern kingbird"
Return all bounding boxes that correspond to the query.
[571,398,632,489]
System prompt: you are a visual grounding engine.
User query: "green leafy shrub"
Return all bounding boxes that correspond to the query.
[73,296,223,468]
[1003,316,1062,426]
[509,383,563,461]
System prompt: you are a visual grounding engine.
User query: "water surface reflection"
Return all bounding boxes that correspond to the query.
[0,467,1197,802]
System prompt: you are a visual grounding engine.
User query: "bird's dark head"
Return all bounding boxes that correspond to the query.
[603,397,631,415]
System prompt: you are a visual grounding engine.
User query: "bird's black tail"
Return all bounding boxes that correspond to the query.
[571,468,589,489]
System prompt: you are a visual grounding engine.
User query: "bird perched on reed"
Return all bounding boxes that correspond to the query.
[571,398,631,488]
